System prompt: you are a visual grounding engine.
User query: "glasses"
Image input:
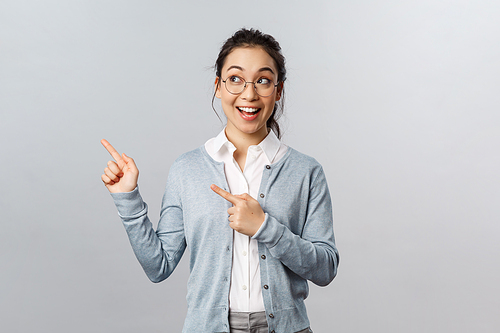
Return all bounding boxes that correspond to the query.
[221,75,279,97]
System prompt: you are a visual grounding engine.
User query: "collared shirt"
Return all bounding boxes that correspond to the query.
[204,128,288,312]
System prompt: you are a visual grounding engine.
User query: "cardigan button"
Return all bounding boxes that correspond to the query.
[266,165,271,169]
[261,255,266,260]
[269,313,274,318]
[263,285,269,289]
[271,331,275,333]
[260,193,265,198]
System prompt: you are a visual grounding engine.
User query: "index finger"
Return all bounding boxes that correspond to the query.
[101,139,123,162]
[210,184,241,205]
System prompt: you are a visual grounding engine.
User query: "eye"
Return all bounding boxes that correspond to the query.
[256,77,272,85]
[228,75,244,84]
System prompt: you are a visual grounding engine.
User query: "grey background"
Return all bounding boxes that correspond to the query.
[1,0,499,332]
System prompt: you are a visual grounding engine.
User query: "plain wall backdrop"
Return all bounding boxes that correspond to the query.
[1,0,499,332]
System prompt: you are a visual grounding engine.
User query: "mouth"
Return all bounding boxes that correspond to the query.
[237,107,261,119]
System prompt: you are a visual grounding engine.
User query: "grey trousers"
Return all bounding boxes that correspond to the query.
[228,311,313,333]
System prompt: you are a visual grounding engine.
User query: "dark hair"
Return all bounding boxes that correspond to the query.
[213,28,287,139]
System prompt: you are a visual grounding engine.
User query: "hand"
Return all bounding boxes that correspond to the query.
[100,139,139,193]
[210,184,266,237]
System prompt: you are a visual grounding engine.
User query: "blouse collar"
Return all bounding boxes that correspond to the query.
[212,127,281,164]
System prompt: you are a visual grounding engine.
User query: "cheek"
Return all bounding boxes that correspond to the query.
[268,105,276,119]
[220,91,237,105]
[265,98,277,113]
[219,94,238,116]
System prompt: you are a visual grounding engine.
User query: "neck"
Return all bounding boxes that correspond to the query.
[225,125,269,153]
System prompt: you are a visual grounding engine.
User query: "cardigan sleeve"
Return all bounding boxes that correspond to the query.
[252,167,339,286]
[111,167,186,283]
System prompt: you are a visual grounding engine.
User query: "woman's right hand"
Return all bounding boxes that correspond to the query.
[100,139,139,193]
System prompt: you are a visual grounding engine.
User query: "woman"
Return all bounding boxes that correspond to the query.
[101,28,339,333]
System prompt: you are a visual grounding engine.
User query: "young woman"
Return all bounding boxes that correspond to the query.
[101,28,339,333]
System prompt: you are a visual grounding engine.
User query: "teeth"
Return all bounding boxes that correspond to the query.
[238,107,259,113]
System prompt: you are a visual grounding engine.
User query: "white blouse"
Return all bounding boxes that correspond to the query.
[204,128,288,312]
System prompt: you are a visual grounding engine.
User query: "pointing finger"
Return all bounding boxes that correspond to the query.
[210,184,241,205]
[101,139,123,163]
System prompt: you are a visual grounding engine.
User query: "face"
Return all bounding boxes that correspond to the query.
[215,47,282,141]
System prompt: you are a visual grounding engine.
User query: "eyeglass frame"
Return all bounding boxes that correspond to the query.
[220,75,281,98]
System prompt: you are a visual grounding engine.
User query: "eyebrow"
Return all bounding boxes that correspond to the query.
[226,65,275,75]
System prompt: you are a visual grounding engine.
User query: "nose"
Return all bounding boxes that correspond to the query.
[240,82,259,100]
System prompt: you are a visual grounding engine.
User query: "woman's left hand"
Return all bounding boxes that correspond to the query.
[211,184,266,237]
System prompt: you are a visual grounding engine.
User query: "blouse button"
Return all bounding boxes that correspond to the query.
[260,193,265,198]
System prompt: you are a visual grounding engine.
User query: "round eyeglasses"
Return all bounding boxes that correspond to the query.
[221,75,279,97]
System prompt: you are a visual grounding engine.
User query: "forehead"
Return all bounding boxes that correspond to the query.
[222,47,277,73]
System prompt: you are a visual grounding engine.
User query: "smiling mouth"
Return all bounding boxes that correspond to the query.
[237,107,261,118]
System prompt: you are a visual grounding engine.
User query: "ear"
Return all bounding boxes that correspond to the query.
[275,82,284,101]
[214,77,222,99]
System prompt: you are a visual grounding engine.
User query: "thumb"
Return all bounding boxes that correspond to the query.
[122,153,138,172]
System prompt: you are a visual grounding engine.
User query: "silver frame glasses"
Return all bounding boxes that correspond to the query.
[221,75,279,97]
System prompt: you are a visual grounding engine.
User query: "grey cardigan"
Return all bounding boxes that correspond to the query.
[111,145,339,333]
